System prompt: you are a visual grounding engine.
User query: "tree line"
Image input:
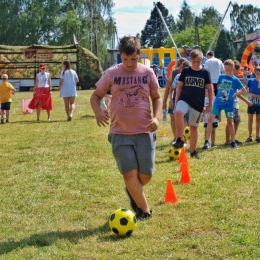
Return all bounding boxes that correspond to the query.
[140,1,260,62]
[0,0,115,63]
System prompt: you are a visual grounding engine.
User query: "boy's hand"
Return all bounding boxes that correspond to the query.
[95,110,110,127]
[249,93,256,99]
[162,102,167,110]
[146,117,159,132]
[204,105,212,114]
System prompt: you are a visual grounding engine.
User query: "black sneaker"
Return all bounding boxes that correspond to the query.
[231,142,238,148]
[172,137,184,148]
[190,150,200,159]
[203,140,211,149]
[245,137,252,142]
[124,187,140,214]
[135,210,152,221]
[5,120,9,124]
[235,139,242,145]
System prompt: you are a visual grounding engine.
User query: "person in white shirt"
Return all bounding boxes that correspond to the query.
[204,51,225,96]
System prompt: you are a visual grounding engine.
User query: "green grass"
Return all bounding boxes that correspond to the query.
[0,89,260,259]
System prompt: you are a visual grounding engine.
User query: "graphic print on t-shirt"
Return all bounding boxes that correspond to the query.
[184,77,205,88]
[113,75,148,108]
[118,85,144,108]
[217,79,232,102]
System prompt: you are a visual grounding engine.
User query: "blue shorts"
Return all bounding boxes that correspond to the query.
[247,105,260,114]
[211,106,233,119]
[1,102,11,110]
[204,122,218,128]
[108,133,156,175]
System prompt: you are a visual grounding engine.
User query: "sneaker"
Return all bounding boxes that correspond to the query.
[67,116,72,121]
[48,118,51,122]
[203,140,211,149]
[190,150,200,159]
[245,137,252,142]
[172,137,184,148]
[231,142,238,148]
[124,187,140,214]
[5,120,9,124]
[235,139,243,145]
[135,209,152,221]
[1,118,4,124]
[256,138,260,143]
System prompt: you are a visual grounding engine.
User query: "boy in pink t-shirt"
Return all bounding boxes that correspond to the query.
[90,36,162,220]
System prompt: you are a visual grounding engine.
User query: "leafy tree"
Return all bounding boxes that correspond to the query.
[231,4,260,39]
[236,35,249,62]
[141,1,176,48]
[176,0,194,32]
[166,25,219,55]
[199,7,222,28]
[214,30,232,61]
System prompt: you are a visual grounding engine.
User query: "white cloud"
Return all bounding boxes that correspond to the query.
[113,0,260,38]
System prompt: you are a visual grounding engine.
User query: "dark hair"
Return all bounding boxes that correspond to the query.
[62,60,71,75]
[177,57,187,67]
[234,60,241,70]
[207,50,214,56]
[182,60,191,69]
[119,36,141,55]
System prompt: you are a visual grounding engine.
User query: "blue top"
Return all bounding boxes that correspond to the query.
[247,78,260,106]
[214,74,243,110]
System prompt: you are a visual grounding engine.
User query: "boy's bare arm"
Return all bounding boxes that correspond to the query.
[147,89,162,132]
[175,81,184,104]
[205,83,214,113]
[162,73,172,109]
[90,88,109,127]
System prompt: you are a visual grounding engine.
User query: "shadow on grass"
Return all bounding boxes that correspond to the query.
[80,114,95,119]
[0,221,111,255]
[9,120,60,124]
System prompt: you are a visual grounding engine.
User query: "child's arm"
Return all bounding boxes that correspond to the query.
[205,83,214,113]
[48,74,52,92]
[90,88,110,127]
[169,87,174,109]
[146,89,162,132]
[237,94,253,106]
[162,73,172,109]
[175,81,184,104]
[34,76,39,94]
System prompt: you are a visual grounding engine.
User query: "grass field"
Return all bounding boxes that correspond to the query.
[0,89,259,260]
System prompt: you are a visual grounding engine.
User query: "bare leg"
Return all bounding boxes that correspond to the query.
[175,110,185,140]
[69,97,75,116]
[189,125,198,153]
[211,128,216,144]
[205,114,215,141]
[248,114,253,137]
[256,114,260,138]
[37,100,42,121]
[227,117,235,142]
[5,110,10,121]
[123,169,151,214]
[225,124,230,144]
[1,109,4,118]
[170,114,176,141]
[234,123,239,135]
[63,98,70,118]
[47,110,51,120]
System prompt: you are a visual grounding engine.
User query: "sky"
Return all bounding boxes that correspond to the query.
[112,0,260,39]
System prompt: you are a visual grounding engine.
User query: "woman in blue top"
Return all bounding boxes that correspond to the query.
[59,60,79,121]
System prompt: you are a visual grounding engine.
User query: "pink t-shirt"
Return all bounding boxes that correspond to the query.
[96,63,159,134]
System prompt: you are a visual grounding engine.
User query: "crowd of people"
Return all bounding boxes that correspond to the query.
[0,60,79,124]
[163,50,260,157]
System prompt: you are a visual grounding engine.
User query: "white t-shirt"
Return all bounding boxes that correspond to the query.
[204,96,218,124]
[204,57,225,84]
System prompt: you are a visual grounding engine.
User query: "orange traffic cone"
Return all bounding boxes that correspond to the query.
[182,154,190,171]
[162,128,167,137]
[164,179,179,203]
[178,147,185,164]
[180,163,192,184]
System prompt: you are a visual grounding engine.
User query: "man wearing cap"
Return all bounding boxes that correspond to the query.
[204,51,225,96]
[0,74,16,124]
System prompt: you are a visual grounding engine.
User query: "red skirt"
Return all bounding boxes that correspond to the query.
[28,88,52,110]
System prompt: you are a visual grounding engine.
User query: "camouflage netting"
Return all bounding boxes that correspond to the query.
[0,44,103,89]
